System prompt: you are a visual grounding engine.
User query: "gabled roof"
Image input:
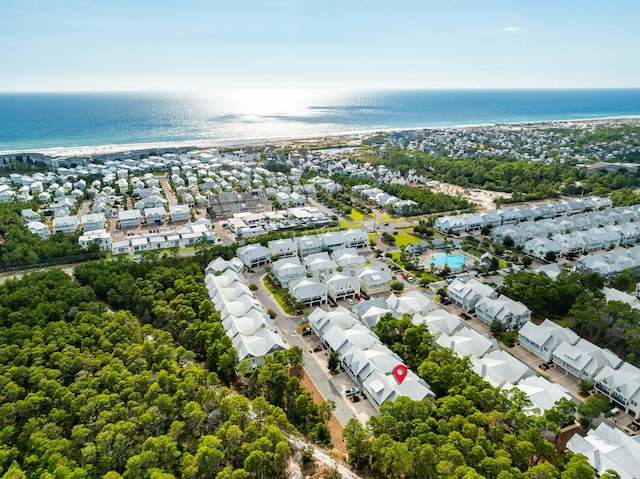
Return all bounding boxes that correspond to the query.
[471,350,534,388]
[503,376,574,415]
[567,422,640,479]
[436,327,497,359]
[518,319,580,349]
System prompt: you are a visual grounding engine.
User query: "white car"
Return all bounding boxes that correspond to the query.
[346,298,354,305]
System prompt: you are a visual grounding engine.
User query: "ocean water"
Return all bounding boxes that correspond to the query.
[1,89,640,152]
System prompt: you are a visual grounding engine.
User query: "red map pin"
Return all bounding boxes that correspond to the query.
[393,364,408,385]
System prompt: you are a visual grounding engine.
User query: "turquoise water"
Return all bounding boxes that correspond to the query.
[430,253,468,268]
[1,89,640,151]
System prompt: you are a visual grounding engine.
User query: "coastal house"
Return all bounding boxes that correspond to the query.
[272,257,307,288]
[518,319,581,362]
[331,248,365,274]
[78,230,111,251]
[297,235,323,256]
[268,238,298,259]
[342,229,368,248]
[436,327,497,359]
[470,350,534,388]
[352,298,396,329]
[52,215,78,234]
[504,376,574,416]
[323,272,360,302]
[119,209,141,228]
[303,252,337,277]
[289,277,327,307]
[81,213,106,232]
[594,362,640,419]
[447,278,497,312]
[386,290,439,316]
[552,338,623,380]
[236,243,270,268]
[112,240,130,255]
[26,221,51,238]
[169,204,191,222]
[357,267,392,296]
[475,295,531,330]
[144,206,167,225]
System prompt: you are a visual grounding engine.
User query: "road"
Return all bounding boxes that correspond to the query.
[248,269,376,427]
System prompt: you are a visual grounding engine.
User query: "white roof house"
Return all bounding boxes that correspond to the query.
[567,422,640,479]
[352,298,396,329]
[594,363,640,419]
[169,204,191,222]
[475,294,531,330]
[81,213,106,232]
[357,267,392,296]
[503,376,574,415]
[436,327,497,359]
[268,238,298,259]
[386,290,439,316]
[470,350,534,388]
[112,240,129,255]
[296,235,322,256]
[552,338,623,381]
[78,229,111,251]
[289,277,327,307]
[236,243,270,268]
[362,367,434,411]
[518,319,580,362]
[145,206,167,225]
[272,257,307,288]
[232,328,287,369]
[318,231,346,251]
[323,272,360,301]
[119,209,141,228]
[52,215,78,234]
[205,257,244,275]
[414,309,464,338]
[447,278,498,312]
[331,248,366,273]
[342,229,368,248]
[26,221,51,238]
[524,237,563,260]
[303,252,337,277]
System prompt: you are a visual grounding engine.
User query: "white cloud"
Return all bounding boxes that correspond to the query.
[504,26,519,32]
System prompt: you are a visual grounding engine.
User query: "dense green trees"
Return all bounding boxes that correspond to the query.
[352,310,602,478]
[0,270,297,478]
[0,203,103,269]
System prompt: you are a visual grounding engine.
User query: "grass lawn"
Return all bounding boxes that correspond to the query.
[393,232,423,247]
[338,220,360,228]
[390,251,402,262]
[368,233,379,242]
[380,213,392,221]
[349,210,366,221]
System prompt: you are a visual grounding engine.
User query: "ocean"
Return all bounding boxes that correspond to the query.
[1,89,640,152]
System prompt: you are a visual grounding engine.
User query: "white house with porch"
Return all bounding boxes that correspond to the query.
[475,295,531,330]
[324,272,360,302]
[289,278,327,307]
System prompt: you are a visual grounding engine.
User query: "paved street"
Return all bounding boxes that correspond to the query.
[248,269,377,426]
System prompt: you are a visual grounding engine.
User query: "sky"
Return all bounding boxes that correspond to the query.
[1,0,639,92]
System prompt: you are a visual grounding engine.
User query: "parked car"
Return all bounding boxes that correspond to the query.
[346,298,354,305]
[345,387,359,396]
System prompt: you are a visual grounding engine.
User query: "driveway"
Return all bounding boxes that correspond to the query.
[248,269,377,426]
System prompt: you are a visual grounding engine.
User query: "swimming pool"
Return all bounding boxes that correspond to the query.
[429,252,468,269]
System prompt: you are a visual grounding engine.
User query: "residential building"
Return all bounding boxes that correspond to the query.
[145,206,167,225]
[81,213,106,232]
[272,257,307,288]
[169,204,191,222]
[236,243,270,268]
[594,363,640,418]
[119,209,141,228]
[475,294,531,330]
[357,267,392,296]
[268,238,298,259]
[52,215,78,234]
[447,278,497,312]
[518,319,580,362]
[552,338,623,380]
[303,252,337,277]
[289,278,327,307]
[78,230,112,251]
[297,235,322,256]
[331,248,365,274]
[324,272,360,302]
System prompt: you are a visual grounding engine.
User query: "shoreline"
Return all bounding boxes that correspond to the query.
[1,115,639,158]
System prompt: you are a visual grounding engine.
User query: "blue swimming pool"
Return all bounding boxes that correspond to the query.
[429,253,468,269]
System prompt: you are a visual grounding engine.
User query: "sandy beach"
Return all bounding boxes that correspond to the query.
[1,116,639,159]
